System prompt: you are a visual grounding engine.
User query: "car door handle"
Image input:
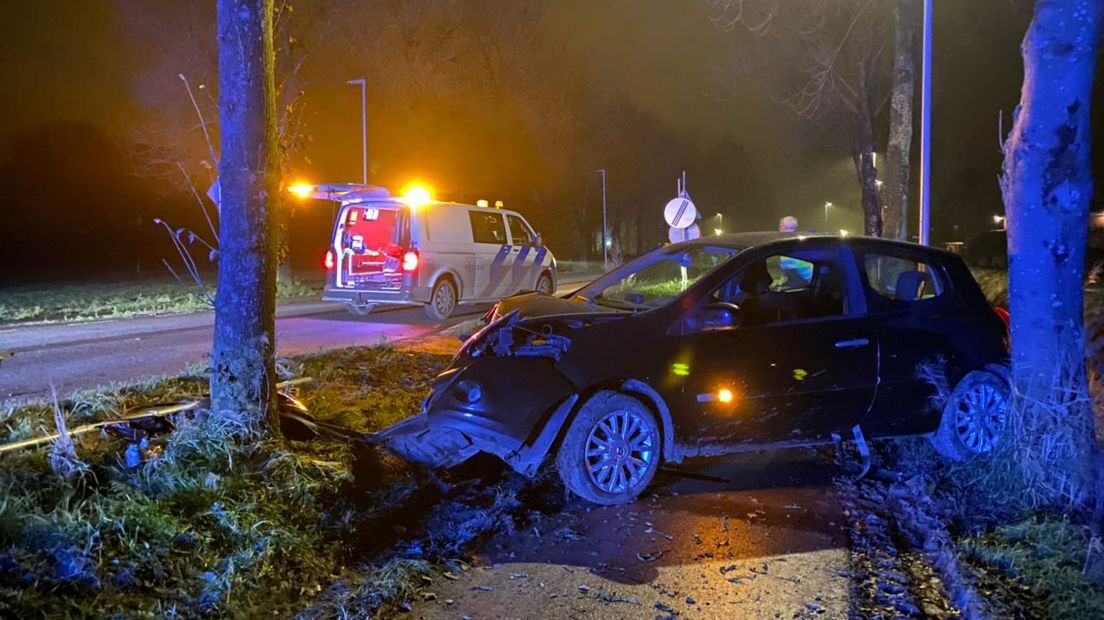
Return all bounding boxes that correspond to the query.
[835,338,870,349]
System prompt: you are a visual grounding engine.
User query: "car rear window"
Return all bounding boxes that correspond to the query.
[469,211,507,244]
[863,254,945,310]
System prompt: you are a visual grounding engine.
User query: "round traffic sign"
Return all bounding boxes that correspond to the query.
[668,223,701,244]
[663,196,698,229]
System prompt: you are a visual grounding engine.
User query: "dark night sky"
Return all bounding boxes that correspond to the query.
[0,0,1092,273]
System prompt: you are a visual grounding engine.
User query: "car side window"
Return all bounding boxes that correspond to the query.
[713,250,847,326]
[862,254,945,312]
[469,211,507,244]
[507,214,533,246]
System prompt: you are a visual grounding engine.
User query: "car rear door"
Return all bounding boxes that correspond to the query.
[673,242,878,445]
[854,245,961,437]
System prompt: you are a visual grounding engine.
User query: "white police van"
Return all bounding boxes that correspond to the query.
[298,184,557,320]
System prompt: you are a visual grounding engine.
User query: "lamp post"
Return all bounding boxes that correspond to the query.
[824,201,833,230]
[917,0,932,244]
[347,78,367,184]
[597,169,608,270]
[715,212,723,233]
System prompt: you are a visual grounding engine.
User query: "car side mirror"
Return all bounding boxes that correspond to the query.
[694,302,741,331]
[534,233,544,248]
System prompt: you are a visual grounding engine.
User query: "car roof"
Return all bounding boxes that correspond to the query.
[668,231,959,260]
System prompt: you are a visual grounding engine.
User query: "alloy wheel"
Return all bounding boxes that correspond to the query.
[584,409,656,494]
[953,380,1009,454]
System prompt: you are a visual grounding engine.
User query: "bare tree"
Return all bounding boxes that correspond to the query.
[706,0,895,236]
[1000,0,1103,507]
[210,0,281,433]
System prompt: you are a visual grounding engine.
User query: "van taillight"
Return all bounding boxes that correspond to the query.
[402,250,419,272]
[324,249,335,270]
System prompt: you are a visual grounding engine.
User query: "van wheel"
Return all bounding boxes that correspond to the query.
[425,278,457,321]
[930,367,1012,461]
[556,391,660,506]
[535,272,554,295]
[346,303,375,316]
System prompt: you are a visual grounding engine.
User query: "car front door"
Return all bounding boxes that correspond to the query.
[671,243,878,446]
[468,210,511,299]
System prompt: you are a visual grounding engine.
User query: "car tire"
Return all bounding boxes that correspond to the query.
[929,366,1012,462]
[425,278,457,321]
[535,272,554,295]
[346,303,375,316]
[556,391,661,505]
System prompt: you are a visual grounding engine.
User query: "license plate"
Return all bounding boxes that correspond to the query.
[384,256,400,271]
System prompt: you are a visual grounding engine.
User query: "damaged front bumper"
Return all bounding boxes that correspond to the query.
[366,355,580,477]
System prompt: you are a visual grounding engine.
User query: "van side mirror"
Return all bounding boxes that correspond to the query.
[694,302,741,331]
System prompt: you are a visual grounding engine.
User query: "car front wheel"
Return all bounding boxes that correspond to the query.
[556,391,661,505]
[929,366,1012,461]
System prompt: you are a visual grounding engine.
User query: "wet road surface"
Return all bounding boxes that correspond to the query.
[0,303,471,402]
[411,448,850,619]
[0,277,594,403]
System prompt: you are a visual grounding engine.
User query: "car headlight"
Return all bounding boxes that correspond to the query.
[453,380,483,403]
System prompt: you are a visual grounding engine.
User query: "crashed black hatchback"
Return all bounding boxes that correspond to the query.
[374,233,1012,505]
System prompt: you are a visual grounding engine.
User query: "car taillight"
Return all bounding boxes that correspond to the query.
[324,249,335,270]
[402,250,419,272]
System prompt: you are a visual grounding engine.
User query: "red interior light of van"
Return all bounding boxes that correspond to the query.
[324,249,335,270]
[402,250,419,272]
[993,305,1010,330]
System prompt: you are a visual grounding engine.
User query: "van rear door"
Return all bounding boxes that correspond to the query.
[332,202,405,290]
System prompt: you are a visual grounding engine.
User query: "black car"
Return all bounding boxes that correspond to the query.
[375,233,1012,505]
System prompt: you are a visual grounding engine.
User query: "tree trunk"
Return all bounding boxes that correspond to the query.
[882,0,919,241]
[210,0,281,435]
[853,117,882,237]
[1001,0,1103,507]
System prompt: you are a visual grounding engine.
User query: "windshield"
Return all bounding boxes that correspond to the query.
[573,245,739,311]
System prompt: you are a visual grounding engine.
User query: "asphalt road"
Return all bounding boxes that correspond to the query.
[410,449,849,619]
[0,276,593,403]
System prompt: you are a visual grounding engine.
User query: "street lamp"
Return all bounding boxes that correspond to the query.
[597,169,608,270]
[347,78,367,184]
[824,201,833,230]
[715,212,724,233]
[918,0,933,244]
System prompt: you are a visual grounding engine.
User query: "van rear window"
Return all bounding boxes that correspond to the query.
[342,206,398,250]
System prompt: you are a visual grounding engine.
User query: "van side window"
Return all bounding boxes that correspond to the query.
[863,254,945,312]
[469,211,507,244]
[507,214,534,246]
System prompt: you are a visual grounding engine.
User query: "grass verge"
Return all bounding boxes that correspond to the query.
[0,277,322,325]
[0,345,519,618]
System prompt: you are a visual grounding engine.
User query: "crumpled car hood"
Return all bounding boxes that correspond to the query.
[495,292,622,321]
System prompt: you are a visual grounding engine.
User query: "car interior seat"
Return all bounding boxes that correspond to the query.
[741,261,799,325]
[894,270,934,301]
